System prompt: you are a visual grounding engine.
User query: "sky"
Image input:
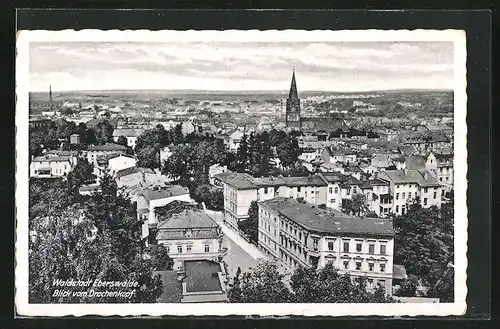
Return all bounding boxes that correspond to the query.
[29,41,454,92]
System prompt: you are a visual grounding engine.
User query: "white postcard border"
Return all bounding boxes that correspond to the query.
[15,29,467,317]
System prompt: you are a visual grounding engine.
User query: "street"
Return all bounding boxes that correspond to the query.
[205,210,269,277]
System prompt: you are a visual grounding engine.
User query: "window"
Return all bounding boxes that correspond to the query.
[433,191,437,199]
[408,192,412,199]
[379,279,386,287]
[334,187,339,194]
[297,187,301,192]
[343,241,350,252]
[368,278,373,285]
[343,260,349,269]
[423,198,428,206]
[274,229,276,237]
[177,245,183,253]
[368,263,374,271]
[299,232,302,240]
[369,244,375,255]
[328,241,334,251]
[204,245,210,253]
[355,261,362,270]
[165,246,170,253]
[264,187,268,194]
[356,243,362,252]
[402,192,406,199]
[396,193,399,200]
[424,187,428,193]
[347,188,351,195]
[327,257,335,265]
[401,205,406,215]
[396,205,399,213]
[313,238,319,251]
[330,199,335,203]
[329,187,333,194]
[380,244,387,255]
[439,177,443,182]
[186,245,192,252]
[380,263,386,272]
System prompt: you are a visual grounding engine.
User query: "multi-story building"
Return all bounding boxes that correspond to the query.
[94,154,136,177]
[425,152,454,194]
[378,169,443,215]
[136,184,193,243]
[321,147,358,165]
[359,178,393,217]
[85,143,128,166]
[112,128,144,149]
[155,209,224,269]
[214,172,328,230]
[30,154,76,178]
[258,197,395,295]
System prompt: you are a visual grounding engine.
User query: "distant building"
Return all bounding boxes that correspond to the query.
[112,128,144,149]
[30,154,75,178]
[284,69,347,134]
[258,197,395,295]
[227,130,244,153]
[95,154,136,177]
[85,143,128,166]
[69,133,80,145]
[378,169,443,215]
[29,117,52,129]
[425,152,454,193]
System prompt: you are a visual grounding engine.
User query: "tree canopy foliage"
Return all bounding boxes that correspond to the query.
[393,196,454,290]
[28,172,164,303]
[228,261,395,303]
[237,200,259,244]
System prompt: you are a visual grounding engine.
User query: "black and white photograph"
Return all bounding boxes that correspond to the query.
[15,29,467,316]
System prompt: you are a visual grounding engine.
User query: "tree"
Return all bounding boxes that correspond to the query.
[116,135,128,147]
[238,200,259,243]
[146,244,174,271]
[395,275,419,297]
[291,263,395,303]
[94,120,115,145]
[66,158,96,193]
[227,260,293,303]
[29,171,164,303]
[236,133,249,173]
[393,199,453,287]
[341,193,368,216]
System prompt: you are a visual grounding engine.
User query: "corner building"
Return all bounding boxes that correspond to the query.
[258,197,395,295]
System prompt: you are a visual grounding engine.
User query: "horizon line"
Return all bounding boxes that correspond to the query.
[29,87,454,94]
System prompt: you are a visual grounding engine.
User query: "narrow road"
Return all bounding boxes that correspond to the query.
[205,210,269,277]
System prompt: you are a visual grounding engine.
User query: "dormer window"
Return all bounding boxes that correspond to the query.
[185,229,192,238]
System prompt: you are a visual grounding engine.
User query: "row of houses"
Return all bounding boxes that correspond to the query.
[213,167,444,230]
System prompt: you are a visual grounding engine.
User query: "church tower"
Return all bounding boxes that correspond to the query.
[285,68,301,131]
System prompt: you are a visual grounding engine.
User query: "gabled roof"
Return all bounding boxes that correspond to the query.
[379,169,440,187]
[112,128,144,137]
[140,185,190,202]
[213,172,256,190]
[156,209,218,230]
[33,155,72,163]
[87,143,128,152]
[259,197,394,236]
[405,155,426,170]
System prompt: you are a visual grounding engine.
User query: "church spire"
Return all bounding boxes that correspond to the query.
[288,67,298,100]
